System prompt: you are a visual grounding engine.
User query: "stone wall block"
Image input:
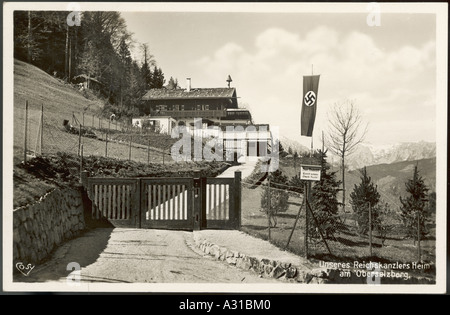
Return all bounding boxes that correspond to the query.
[270,264,286,279]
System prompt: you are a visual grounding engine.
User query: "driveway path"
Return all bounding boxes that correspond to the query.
[17,228,280,284]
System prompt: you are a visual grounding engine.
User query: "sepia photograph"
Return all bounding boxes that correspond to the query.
[2,2,448,295]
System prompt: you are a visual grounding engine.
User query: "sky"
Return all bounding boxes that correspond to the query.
[120,5,440,148]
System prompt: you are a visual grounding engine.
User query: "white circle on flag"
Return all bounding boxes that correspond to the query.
[304,91,316,107]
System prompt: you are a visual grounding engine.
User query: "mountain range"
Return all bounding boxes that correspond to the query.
[280,135,436,171]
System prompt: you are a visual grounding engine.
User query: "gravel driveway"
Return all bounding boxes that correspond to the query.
[16,228,281,285]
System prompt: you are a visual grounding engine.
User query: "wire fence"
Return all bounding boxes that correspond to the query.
[240,177,434,265]
[14,102,175,166]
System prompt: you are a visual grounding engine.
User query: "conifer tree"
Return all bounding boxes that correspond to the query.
[310,149,342,239]
[350,167,380,235]
[399,165,429,242]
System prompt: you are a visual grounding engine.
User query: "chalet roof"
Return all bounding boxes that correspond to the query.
[142,88,236,101]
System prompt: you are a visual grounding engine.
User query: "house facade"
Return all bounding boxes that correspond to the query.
[139,78,271,159]
[132,116,177,135]
[140,78,252,127]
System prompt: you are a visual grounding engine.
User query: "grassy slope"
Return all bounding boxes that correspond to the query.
[13,59,178,165]
[12,60,225,208]
[244,156,436,266]
[279,156,436,210]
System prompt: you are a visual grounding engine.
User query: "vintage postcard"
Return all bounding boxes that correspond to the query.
[2,2,447,296]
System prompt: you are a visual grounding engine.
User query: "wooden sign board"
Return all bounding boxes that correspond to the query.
[300,164,321,181]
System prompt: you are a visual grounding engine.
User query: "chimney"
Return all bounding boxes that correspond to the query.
[186,78,191,92]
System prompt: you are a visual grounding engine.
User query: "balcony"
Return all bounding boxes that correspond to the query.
[150,110,227,119]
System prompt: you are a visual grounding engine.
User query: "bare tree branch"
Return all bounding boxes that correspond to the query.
[326,99,368,212]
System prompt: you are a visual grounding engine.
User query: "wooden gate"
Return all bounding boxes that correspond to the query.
[87,178,139,227]
[140,178,194,230]
[83,171,241,231]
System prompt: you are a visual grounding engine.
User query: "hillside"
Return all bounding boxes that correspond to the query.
[278,156,436,211]
[12,60,236,209]
[346,157,436,209]
[13,59,104,164]
[13,59,178,166]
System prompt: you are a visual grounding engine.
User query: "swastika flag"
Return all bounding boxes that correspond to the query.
[301,75,320,137]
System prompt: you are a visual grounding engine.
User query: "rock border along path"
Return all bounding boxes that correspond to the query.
[193,231,328,284]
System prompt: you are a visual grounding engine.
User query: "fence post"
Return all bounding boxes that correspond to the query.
[78,124,82,156]
[105,130,108,157]
[417,211,421,262]
[305,197,332,256]
[267,177,271,241]
[304,182,309,259]
[369,202,373,257]
[286,196,305,249]
[147,139,150,164]
[23,100,28,163]
[82,112,85,127]
[128,135,132,161]
[234,171,242,229]
[80,170,89,188]
[40,104,43,155]
[80,144,84,180]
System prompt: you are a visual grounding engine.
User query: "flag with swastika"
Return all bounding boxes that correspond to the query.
[301,75,320,137]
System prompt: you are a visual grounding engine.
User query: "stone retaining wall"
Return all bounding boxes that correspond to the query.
[193,237,327,284]
[193,237,435,284]
[13,187,86,267]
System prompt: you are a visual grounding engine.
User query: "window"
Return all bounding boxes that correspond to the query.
[174,105,179,111]
[204,105,209,110]
[181,105,185,111]
[196,104,202,111]
[160,105,167,111]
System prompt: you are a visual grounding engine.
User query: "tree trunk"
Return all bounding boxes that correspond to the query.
[68,37,72,82]
[65,24,69,81]
[27,11,31,63]
[74,27,78,77]
[342,155,346,213]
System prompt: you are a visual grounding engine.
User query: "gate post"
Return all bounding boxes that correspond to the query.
[234,171,242,229]
[200,176,207,229]
[193,171,202,230]
[80,171,89,189]
[135,178,142,228]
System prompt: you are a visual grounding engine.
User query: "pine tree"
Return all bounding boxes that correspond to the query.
[293,151,299,172]
[374,201,396,246]
[140,43,153,89]
[350,167,380,235]
[310,149,342,239]
[150,67,165,88]
[167,76,179,90]
[399,165,429,242]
